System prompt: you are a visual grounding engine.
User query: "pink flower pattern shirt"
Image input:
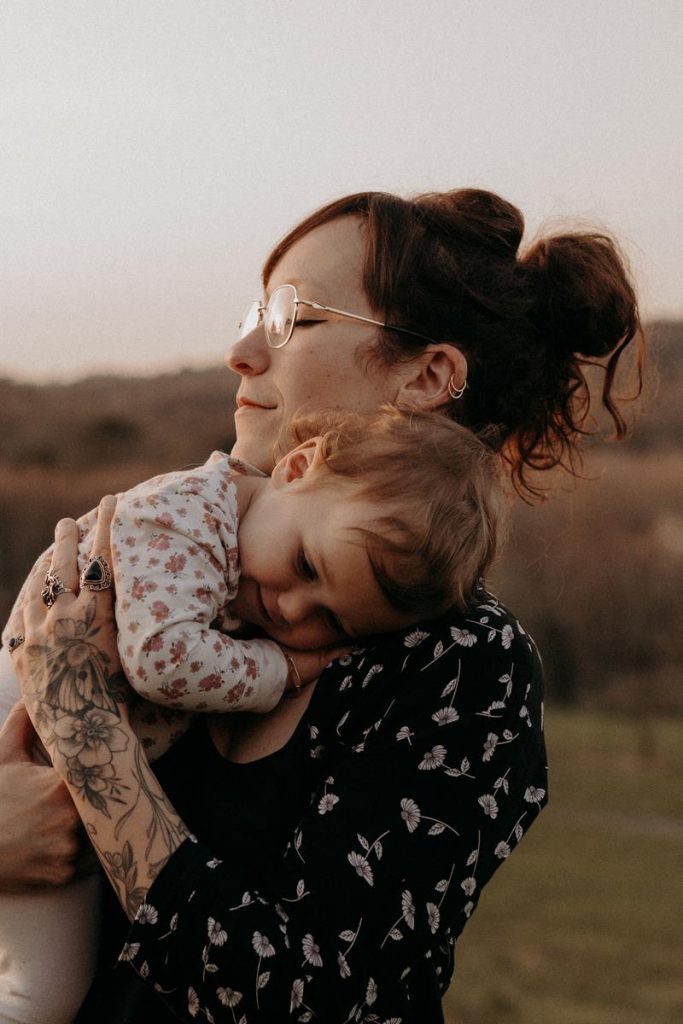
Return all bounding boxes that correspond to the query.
[4,453,289,759]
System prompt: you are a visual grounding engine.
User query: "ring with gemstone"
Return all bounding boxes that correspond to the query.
[41,570,73,608]
[80,555,113,592]
[7,635,25,655]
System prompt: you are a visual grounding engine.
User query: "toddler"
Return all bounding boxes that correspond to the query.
[0,406,502,1024]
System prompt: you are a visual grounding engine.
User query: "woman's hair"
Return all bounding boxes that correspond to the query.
[289,406,504,616]
[264,189,644,499]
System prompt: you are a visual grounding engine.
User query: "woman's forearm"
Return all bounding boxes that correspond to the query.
[21,622,190,919]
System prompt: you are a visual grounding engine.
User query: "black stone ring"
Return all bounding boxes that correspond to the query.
[8,635,25,655]
[41,570,73,608]
[80,555,113,592]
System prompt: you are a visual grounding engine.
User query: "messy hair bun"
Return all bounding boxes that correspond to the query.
[264,188,644,499]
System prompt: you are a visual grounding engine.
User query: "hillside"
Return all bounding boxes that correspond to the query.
[1,322,681,711]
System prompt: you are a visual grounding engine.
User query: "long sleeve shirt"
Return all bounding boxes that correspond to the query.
[100,590,548,1024]
[1,454,290,760]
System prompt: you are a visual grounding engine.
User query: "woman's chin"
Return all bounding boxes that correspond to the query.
[231,420,280,474]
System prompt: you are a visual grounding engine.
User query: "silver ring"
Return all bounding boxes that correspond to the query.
[80,555,113,592]
[8,635,25,655]
[41,570,73,609]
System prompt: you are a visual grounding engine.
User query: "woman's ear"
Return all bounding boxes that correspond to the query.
[271,438,325,487]
[395,344,468,412]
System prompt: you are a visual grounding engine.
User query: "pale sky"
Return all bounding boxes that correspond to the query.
[1,0,681,381]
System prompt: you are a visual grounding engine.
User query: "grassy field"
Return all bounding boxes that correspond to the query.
[444,708,683,1024]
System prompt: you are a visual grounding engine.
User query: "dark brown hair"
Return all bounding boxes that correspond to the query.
[290,406,503,614]
[263,189,644,499]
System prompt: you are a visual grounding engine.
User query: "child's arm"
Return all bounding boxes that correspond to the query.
[112,462,289,715]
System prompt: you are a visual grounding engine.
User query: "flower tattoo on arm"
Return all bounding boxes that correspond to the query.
[22,599,189,917]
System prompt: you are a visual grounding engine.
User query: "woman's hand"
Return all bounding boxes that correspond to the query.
[13,498,135,803]
[0,701,84,889]
[11,496,190,918]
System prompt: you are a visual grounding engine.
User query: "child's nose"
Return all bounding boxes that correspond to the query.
[277,589,315,626]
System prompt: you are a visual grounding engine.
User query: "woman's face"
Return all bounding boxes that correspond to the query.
[226,216,409,471]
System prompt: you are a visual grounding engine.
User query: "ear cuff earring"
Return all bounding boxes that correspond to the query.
[447,375,468,401]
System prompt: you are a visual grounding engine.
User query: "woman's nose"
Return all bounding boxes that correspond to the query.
[224,328,271,376]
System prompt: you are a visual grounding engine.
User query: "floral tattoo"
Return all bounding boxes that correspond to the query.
[23,599,189,915]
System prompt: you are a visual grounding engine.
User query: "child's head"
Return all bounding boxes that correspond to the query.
[233,407,504,649]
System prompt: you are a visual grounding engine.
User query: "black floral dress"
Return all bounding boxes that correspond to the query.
[91,590,548,1024]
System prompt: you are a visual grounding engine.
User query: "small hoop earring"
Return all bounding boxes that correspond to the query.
[447,375,467,401]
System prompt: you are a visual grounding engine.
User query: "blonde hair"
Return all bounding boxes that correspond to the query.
[288,406,505,616]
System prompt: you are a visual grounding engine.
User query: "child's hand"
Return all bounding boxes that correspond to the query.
[279,644,352,693]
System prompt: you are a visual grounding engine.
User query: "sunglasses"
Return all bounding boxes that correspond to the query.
[239,283,437,349]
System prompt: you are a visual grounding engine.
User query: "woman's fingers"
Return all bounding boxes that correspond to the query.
[89,495,116,568]
[47,518,81,594]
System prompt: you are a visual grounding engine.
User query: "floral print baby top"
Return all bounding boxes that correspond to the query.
[3,453,289,759]
[108,452,288,751]
[113,590,548,1024]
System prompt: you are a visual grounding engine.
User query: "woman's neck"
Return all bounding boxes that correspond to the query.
[233,473,268,523]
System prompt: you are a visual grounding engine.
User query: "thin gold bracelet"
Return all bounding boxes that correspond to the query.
[286,654,302,694]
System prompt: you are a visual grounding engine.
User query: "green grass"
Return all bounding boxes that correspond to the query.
[444,708,683,1024]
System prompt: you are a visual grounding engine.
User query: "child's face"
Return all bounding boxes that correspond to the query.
[230,442,415,649]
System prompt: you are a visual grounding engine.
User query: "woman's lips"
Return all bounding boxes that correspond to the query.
[236,397,276,410]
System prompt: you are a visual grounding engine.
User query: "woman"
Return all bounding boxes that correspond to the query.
[4,188,641,1022]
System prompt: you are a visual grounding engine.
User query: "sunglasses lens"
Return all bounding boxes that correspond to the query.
[266,286,295,348]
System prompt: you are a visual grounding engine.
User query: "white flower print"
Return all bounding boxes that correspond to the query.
[419,744,447,770]
[217,987,242,1008]
[361,664,382,688]
[290,978,305,1010]
[337,951,351,978]
[426,902,440,934]
[404,628,430,647]
[432,707,460,726]
[302,933,323,967]
[318,793,340,814]
[206,857,222,869]
[482,732,498,761]
[478,793,499,819]
[451,627,477,647]
[119,942,140,961]
[400,797,421,832]
[187,986,199,1017]
[136,902,158,925]
[251,931,276,957]
[347,851,374,886]
[207,917,227,946]
[501,624,514,649]
[106,589,548,1020]
[401,890,416,929]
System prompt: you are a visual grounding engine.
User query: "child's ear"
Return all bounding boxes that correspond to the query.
[272,438,324,487]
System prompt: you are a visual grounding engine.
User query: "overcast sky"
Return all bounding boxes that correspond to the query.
[1,0,681,381]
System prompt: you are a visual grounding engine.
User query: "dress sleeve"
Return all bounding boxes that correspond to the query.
[112,461,288,719]
[121,610,548,1022]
